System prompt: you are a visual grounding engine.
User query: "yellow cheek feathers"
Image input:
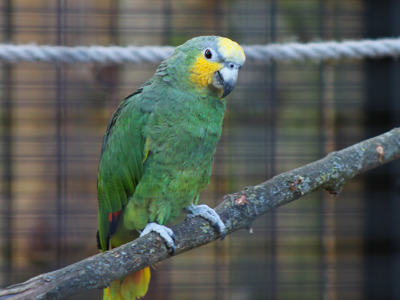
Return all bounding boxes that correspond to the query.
[190,56,223,87]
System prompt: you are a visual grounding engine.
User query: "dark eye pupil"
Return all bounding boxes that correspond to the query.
[205,49,212,59]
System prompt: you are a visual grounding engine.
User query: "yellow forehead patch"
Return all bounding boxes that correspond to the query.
[190,56,222,87]
[217,37,245,64]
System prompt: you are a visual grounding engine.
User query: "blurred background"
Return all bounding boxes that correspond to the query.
[0,0,400,299]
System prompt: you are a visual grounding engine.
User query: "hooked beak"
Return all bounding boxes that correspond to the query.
[212,63,240,98]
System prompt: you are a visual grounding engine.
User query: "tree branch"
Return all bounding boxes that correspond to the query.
[1,128,399,300]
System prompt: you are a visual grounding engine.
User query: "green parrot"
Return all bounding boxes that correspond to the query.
[97,35,245,300]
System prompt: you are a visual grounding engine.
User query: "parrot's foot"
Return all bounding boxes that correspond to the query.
[140,223,176,255]
[185,204,226,240]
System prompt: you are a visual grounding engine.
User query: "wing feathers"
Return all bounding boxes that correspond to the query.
[97,89,149,251]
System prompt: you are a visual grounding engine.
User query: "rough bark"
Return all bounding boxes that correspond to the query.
[0,128,399,300]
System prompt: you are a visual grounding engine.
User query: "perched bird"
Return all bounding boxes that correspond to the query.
[97,36,245,299]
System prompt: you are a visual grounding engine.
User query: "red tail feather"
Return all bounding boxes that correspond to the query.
[108,211,122,236]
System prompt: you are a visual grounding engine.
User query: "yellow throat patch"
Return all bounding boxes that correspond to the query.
[190,57,222,88]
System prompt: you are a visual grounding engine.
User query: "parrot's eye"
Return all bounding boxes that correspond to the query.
[204,49,213,60]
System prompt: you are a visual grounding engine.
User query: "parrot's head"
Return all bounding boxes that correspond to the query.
[162,36,245,99]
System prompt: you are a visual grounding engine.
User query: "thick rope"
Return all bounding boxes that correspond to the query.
[1,37,400,64]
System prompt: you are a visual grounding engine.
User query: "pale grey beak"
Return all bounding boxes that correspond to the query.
[212,63,240,98]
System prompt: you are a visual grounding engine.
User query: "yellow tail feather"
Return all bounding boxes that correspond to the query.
[103,267,151,300]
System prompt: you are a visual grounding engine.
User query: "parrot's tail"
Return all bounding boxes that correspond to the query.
[103,267,151,300]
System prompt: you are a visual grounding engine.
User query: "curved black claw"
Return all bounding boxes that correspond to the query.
[185,204,226,240]
[140,222,176,255]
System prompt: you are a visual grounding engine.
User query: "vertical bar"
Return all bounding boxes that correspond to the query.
[318,1,336,299]
[55,0,65,268]
[363,1,399,299]
[266,0,277,299]
[1,0,13,287]
[162,0,172,46]
[318,3,327,300]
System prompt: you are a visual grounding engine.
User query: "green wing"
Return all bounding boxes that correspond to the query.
[97,89,148,251]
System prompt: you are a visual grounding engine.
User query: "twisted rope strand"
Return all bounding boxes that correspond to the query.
[1,38,400,64]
